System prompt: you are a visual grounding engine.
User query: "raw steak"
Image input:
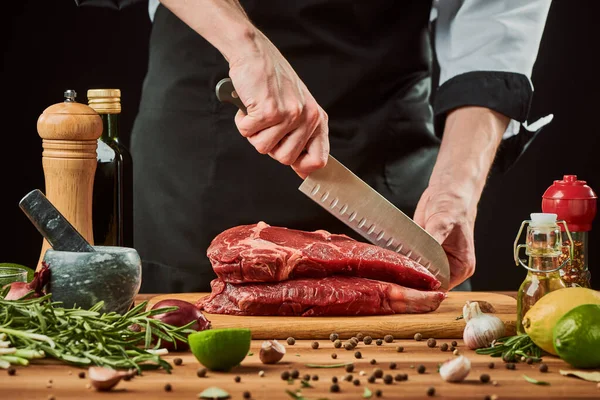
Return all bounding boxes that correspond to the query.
[208,221,441,290]
[197,276,447,316]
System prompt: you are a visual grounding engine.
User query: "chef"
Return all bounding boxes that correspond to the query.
[130,0,553,293]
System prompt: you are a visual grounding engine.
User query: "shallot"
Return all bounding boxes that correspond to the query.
[150,299,211,351]
[4,263,50,301]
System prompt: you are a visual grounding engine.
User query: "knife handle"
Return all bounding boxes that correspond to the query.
[216,78,247,114]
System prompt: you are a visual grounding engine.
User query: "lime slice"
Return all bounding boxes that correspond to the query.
[0,263,35,282]
[188,328,251,372]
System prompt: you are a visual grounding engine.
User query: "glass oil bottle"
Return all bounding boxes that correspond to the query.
[513,213,573,334]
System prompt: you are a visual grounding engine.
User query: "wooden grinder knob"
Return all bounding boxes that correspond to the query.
[36,90,103,270]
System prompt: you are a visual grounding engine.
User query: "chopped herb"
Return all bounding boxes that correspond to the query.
[523,375,550,385]
[301,380,313,388]
[247,352,254,356]
[362,387,373,399]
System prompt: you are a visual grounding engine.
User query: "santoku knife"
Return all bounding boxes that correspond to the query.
[216,78,450,290]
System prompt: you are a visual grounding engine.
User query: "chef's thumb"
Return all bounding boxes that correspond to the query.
[423,214,454,246]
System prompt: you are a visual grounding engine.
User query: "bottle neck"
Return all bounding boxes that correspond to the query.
[99,113,120,141]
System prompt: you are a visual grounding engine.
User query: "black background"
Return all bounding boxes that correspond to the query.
[2,0,599,291]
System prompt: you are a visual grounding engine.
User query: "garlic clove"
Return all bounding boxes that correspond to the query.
[259,339,286,364]
[88,366,135,391]
[439,355,471,382]
[462,301,506,350]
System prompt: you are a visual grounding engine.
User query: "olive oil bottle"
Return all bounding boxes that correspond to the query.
[87,89,133,247]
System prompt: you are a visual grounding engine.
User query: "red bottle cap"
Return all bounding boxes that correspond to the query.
[541,175,597,231]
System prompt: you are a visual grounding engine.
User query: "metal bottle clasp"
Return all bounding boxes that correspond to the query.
[513,219,574,273]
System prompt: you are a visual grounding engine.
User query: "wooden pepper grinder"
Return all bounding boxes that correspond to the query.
[35,90,103,270]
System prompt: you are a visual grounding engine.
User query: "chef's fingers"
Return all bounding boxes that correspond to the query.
[423,214,455,246]
[267,124,313,166]
[246,117,303,155]
[291,114,330,178]
[234,100,304,139]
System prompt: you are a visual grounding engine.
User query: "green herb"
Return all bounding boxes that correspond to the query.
[0,293,196,373]
[301,380,313,388]
[523,375,550,385]
[305,362,352,368]
[286,390,307,400]
[362,387,373,399]
[198,387,231,399]
[247,352,253,356]
[475,335,543,362]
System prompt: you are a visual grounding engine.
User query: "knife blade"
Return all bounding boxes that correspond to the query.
[215,78,450,290]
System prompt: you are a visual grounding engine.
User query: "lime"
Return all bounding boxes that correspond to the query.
[188,328,251,371]
[553,304,600,369]
[0,263,35,282]
[523,287,600,355]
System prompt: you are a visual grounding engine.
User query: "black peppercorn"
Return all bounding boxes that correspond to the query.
[440,343,449,352]
[370,359,376,365]
[394,373,402,382]
[331,353,337,359]
[427,386,435,396]
[303,374,311,381]
[243,391,251,399]
[451,341,458,347]
[389,362,397,370]
[417,364,426,374]
[345,364,355,373]
[330,333,339,341]
[396,346,404,352]
[356,333,365,341]
[173,357,182,366]
[281,371,290,380]
[7,367,16,376]
[344,342,354,350]
[234,376,241,383]
[363,336,373,345]
[344,374,353,382]
[505,363,516,370]
[164,383,172,392]
[375,389,382,397]
[332,376,338,383]
[287,337,295,345]
[488,362,495,369]
[368,375,376,383]
[427,338,437,348]
[526,357,533,365]
[353,378,360,386]
[384,334,394,343]
[383,374,393,384]
[330,383,340,393]
[334,339,342,348]
[480,374,490,383]
[539,363,548,373]
[291,370,300,379]
[78,371,85,379]
[376,339,383,346]
[312,341,319,349]
[414,333,423,341]
[311,374,319,381]
[354,351,362,359]
[450,346,456,352]
[374,368,384,378]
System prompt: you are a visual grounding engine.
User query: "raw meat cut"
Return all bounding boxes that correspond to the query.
[197,276,447,316]
[207,221,441,290]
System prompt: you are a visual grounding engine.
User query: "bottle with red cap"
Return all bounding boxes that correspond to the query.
[542,175,597,288]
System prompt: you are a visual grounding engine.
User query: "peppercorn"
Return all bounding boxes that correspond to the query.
[356,333,365,341]
[234,376,241,383]
[332,376,338,383]
[485,396,492,400]
[344,342,354,350]
[330,383,340,393]
[197,368,207,378]
[389,362,397,370]
[287,337,295,345]
[488,362,495,369]
[383,374,393,384]
[427,338,437,348]
[243,391,251,399]
[345,364,355,373]
[353,378,360,386]
[451,341,458,347]
[480,374,490,383]
[351,337,359,344]
[440,343,449,352]
[505,363,515,370]
[303,374,310,381]
[164,383,172,392]
[312,341,319,349]
[376,339,383,346]
[344,374,353,382]
[539,363,548,373]
[78,371,85,379]
[450,346,456,352]
[414,333,423,341]
[396,346,404,352]
[374,368,384,378]
[330,333,339,341]
[331,353,337,359]
[370,359,376,365]
[375,389,382,397]
[281,371,290,380]
[355,351,362,359]
[173,357,182,366]
[417,365,426,374]
[384,334,394,343]
[7,367,16,376]
[427,387,435,396]
[363,336,373,345]
[291,370,300,379]
[334,339,342,348]
[311,374,319,381]
[368,375,376,383]
[526,357,533,365]
[394,374,402,382]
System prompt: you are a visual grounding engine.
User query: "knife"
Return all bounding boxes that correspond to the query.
[216,78,450,290]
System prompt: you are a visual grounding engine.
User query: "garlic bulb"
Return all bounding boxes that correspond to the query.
[439,355,471,382]
[462,301,505,350]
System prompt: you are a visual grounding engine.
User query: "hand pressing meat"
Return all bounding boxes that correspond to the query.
[207,222,441,291]
[197,276,447,316]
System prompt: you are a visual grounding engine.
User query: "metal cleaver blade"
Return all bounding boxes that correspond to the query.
[299,156,450,290]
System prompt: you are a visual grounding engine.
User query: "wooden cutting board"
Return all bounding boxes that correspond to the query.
[146,291,516,339]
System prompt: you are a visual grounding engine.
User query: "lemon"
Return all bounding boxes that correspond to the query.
[0,263,35,282]
[188,328,251,371]
[553,304,600,368]
[523,287,600,355]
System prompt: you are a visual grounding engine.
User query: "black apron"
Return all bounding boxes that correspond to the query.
[131,1,444,293]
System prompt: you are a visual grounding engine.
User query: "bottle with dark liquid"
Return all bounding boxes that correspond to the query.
[87,89,133,247]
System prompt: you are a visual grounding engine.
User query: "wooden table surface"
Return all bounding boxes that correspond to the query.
[1,292,598,400]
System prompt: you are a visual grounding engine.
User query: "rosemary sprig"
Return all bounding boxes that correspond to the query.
[475,334,543,362]
[0,293,196,373]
